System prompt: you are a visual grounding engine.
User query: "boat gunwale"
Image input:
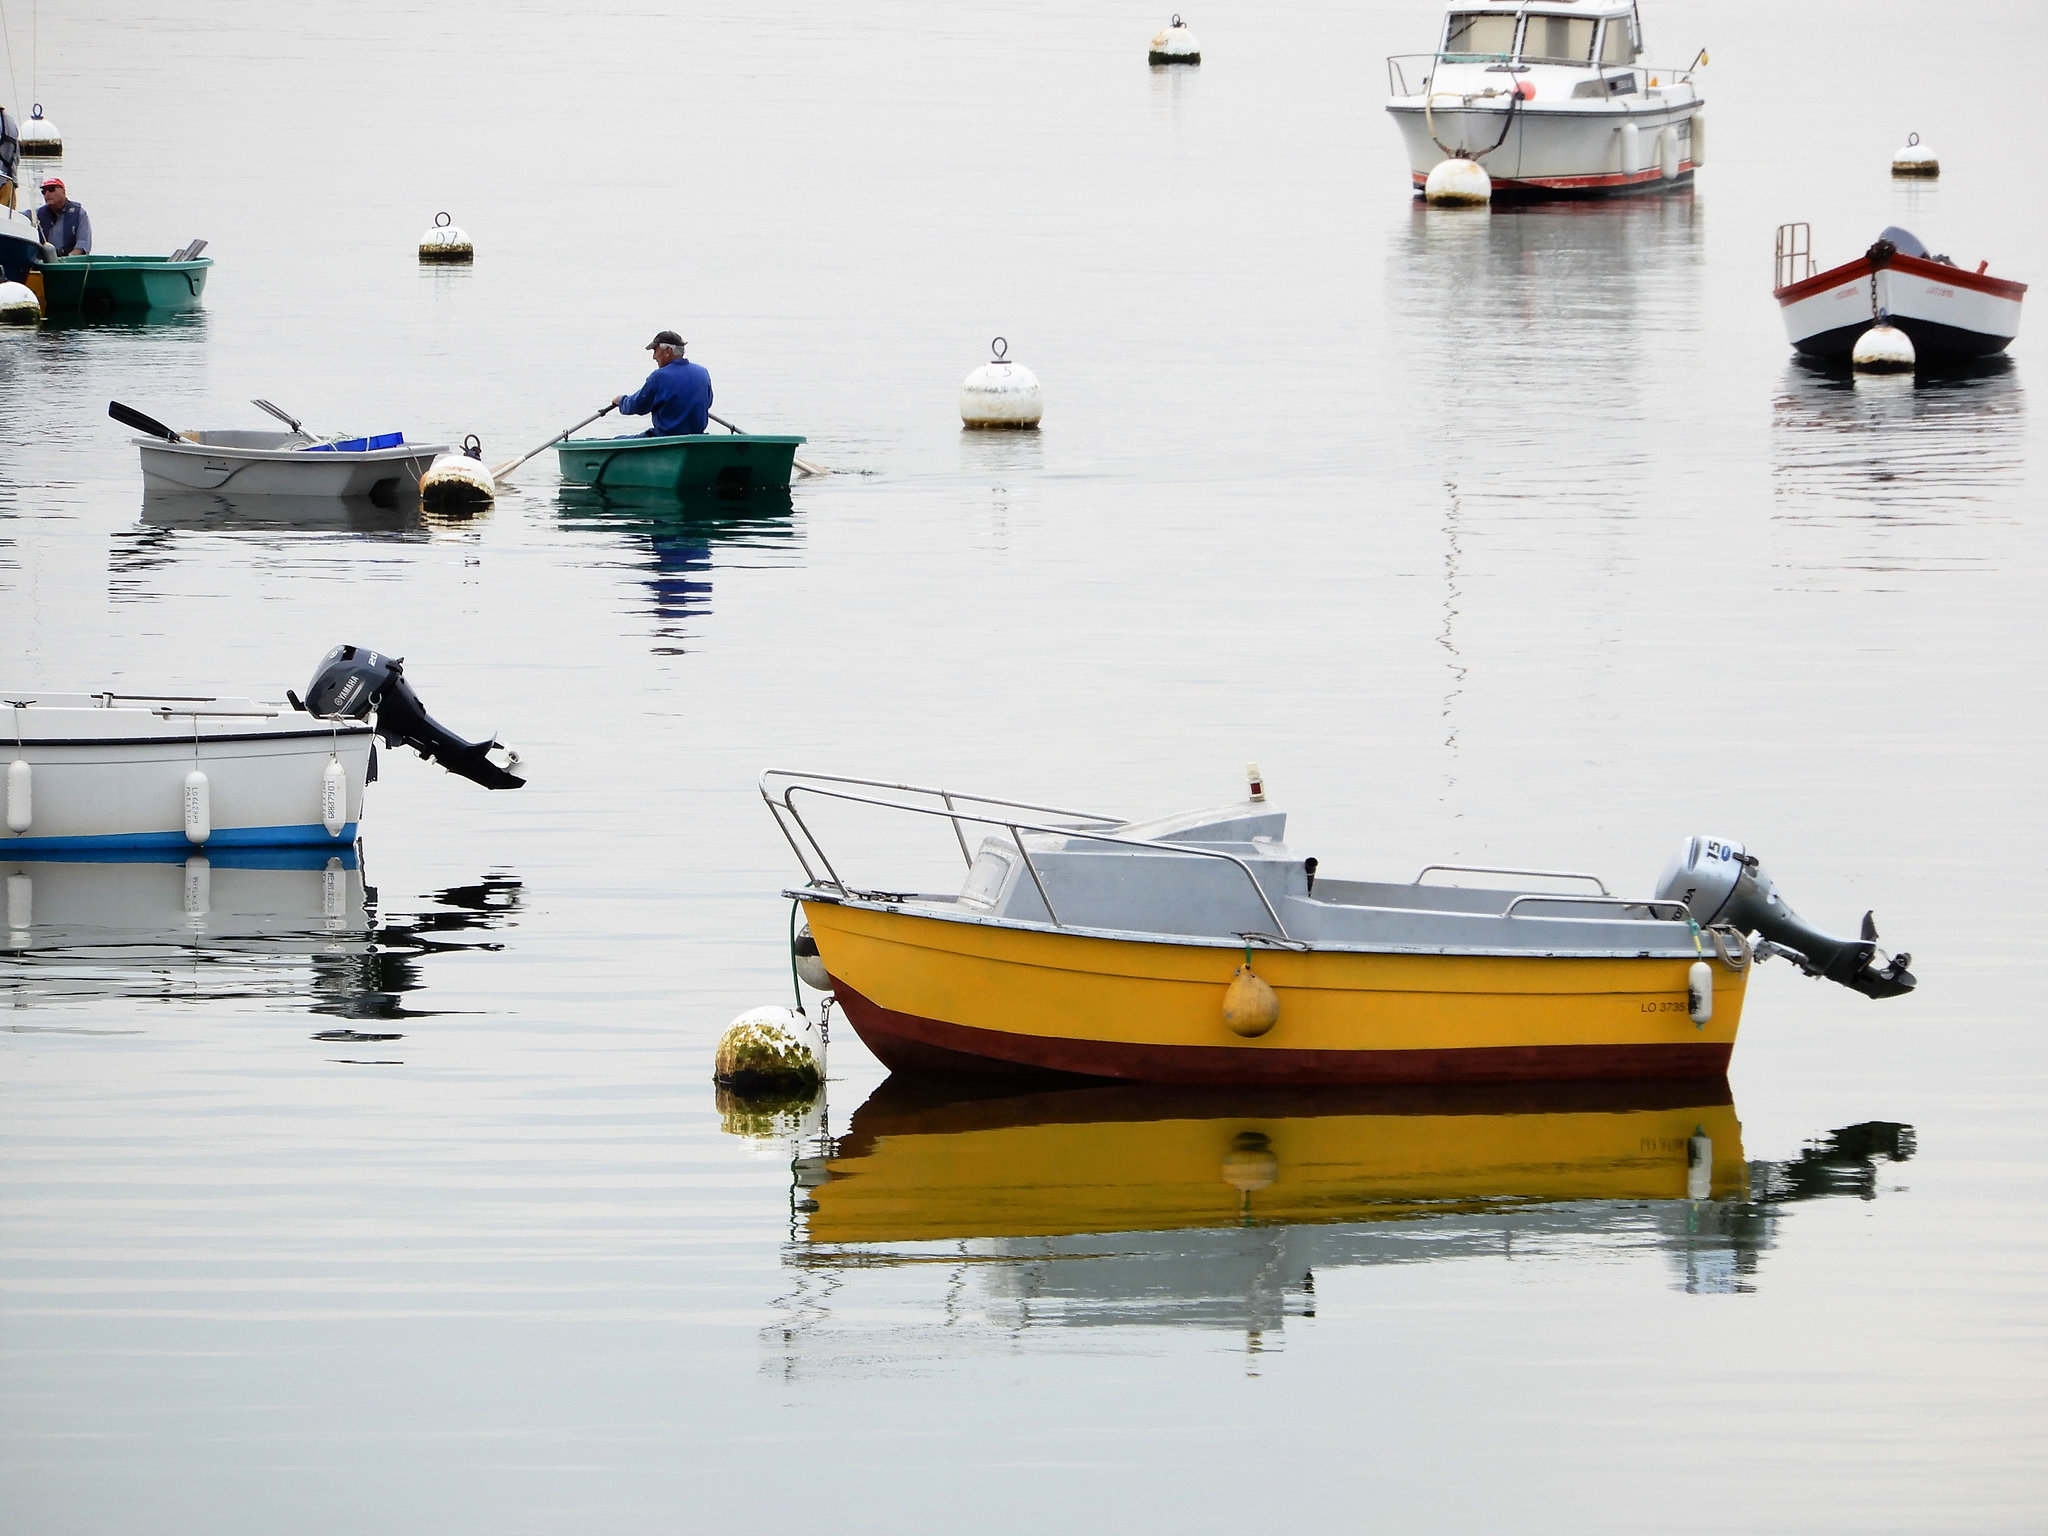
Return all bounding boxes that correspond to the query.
[133,437,444,466]
[1774,250,2028,306]
[791,885,1731,963]
[557,431,807,453]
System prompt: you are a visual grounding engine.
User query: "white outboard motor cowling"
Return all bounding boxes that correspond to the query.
[1656,837,1915,999]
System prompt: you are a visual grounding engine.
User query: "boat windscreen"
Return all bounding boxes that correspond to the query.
[1521,14,1596,63]
[1878,225,1929,259]
[1443,12,1517,59]
[1598,19,1635,63]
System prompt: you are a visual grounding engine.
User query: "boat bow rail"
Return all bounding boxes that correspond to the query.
[762,770,1714,954]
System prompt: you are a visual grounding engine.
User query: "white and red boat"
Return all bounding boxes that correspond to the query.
[1775,224,2025,363]
[1386,0,1704,199]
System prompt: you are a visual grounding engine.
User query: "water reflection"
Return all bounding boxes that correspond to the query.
[1770,358,2024,579]
[770,1077,1913,1358]
[0,848,521,1022]
[556,486,801,655]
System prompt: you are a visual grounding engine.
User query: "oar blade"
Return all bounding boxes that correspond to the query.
[108,400,182,442]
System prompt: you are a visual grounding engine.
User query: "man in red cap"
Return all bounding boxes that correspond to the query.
[34,176,89,256]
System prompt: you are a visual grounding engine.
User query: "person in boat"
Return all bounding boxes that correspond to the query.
[613,330,712,437]
[0,103,18,211]
[33,177,90,256]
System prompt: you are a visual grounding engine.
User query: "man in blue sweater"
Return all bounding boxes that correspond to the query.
[613,330,712,437]
[34,177,90,255]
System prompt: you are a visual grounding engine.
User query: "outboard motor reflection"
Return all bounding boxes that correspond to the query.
[1656,837,1915,999]
[298,645,524,791]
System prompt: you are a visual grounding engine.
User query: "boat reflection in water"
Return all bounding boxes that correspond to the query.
[0,845,521,1021]
[555,486,800,656]
[776,1076,1912,1349]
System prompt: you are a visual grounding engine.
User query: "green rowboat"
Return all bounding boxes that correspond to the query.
[36,255,212,316]
[556,432,805,492]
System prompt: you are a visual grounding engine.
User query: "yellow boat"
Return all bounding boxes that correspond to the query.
[764,771,1915,1085]
[804,1078,1748,1245]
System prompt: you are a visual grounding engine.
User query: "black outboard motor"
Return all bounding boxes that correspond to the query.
[298,645,524,790]
[1656,837,1914,999]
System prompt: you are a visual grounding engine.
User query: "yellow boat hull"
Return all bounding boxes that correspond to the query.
[804,899,1747,1084]
[806,1078,1747,1244]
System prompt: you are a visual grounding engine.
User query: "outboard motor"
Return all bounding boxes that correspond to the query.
[298,644,524,790]
[1656,837,1914,999]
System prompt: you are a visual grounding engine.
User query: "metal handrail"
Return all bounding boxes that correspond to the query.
[1504,894,1690,920]
[760,771,1291,939]
[150,707,280,719]
[1414,864,1610,895]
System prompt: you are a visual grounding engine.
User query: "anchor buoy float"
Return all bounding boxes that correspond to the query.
[1891,132,1938,178]
[1148,14,1201,65]
[20,105,61,157]
[420,433,497,512]
[0,280,42,325]
[1853,322,1916,373]
[1424,157,1491,206]
[960,337,1043,429]
[418,211,474,264]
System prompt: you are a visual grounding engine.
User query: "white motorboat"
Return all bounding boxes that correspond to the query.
[2,646,524,856]
[1386,0,1704,198]
[1774,223,2026,363]
[134,430,445,501]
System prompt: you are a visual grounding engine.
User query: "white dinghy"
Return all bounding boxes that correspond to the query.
[2,646,524,856]
[1386,0,1705,198]
[113,401,446,503]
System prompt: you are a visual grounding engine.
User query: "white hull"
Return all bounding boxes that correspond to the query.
[1777,252,2025,360]
[2,694,372,853]
[2,852,367,948]
[135,436,445,497]
[1388,95,1698,193]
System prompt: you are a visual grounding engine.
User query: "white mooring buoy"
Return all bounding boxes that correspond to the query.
[19,105,61,157]
[713,1005,824,1093]
[960,337,1043,429]
[418,211,474,264]
[1853,322,1916,373]
[419,434,497,513]
[1891,132,1938,178]
[0,280,41,325]
[1148,14,1201,65]
[1424,157,1491,206]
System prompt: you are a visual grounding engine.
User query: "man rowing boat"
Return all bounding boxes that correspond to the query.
[613,330,713,438]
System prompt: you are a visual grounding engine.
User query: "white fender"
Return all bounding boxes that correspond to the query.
[321,758,348,837]
[183,768,211,845]
[1687,1130,1712,1200]
[1659,126,1680,180]
[6,758,29,833]
[1687,959,1713,1024]
[1688,111,1707,169]
[183,855,210,919]
[1616,120,1640,176]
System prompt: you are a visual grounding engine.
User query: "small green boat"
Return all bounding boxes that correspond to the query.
[556,432,805,492]
[36,255,212,316]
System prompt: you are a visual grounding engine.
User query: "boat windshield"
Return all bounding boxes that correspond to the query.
[1442,11,1517,60]
[1520,14,1596,64]
[1598,19,1636,63]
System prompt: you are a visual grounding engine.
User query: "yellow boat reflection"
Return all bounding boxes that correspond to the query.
[804,1079,1745,1245]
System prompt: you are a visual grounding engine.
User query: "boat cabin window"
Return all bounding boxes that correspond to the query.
[1598,18,1636,63]
[1521,14,1596,64]
[1442,12,1518,60]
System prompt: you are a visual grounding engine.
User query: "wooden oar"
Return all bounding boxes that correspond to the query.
[489,402,617,482]
[108,400,195,443]
[708,411,828,477]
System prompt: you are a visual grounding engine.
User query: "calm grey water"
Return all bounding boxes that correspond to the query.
[1,1,2044,1530]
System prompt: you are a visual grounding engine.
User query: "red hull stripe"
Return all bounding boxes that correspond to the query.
[1410,163,1691,191]
[1774,250,2027,306]
[833,980,1734,1086]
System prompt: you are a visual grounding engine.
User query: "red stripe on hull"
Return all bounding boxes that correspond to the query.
[1774,250,2027,306]
[1410,163,1692,195]
[832,980,1734,1086]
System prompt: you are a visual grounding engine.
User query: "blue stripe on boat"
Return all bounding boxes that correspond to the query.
[0,822,358,856]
